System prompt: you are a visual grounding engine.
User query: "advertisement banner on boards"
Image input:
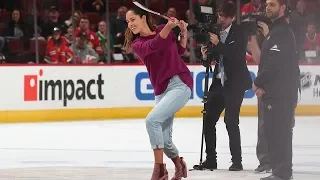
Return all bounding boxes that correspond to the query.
[131,65,320,106]
[0,65,318,111]
[0,66,116,110]
[299,66,320,105]
[134,65,259,106]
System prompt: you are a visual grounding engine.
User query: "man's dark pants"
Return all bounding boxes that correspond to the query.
[256,98,270,166]
[204,80,245,164]
[263,99,295,179]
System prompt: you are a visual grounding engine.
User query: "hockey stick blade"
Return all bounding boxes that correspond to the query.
[132,0,169,20]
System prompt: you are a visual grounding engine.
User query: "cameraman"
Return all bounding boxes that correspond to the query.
[250,0,300,179]
[199,0,252,171]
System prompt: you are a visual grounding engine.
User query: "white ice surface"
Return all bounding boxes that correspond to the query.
[0,117,319,180]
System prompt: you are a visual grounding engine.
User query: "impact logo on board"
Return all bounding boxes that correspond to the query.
[135,71,256,100]
[300,72,320,97]
[24,69,105,106]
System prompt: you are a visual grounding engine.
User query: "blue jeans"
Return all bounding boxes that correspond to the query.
[146,75,191,158]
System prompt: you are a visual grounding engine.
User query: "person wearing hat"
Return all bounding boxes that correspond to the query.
[41,6,67,39]
[47,27,68,48]
[73,31,99,64]
[44,27,73,64]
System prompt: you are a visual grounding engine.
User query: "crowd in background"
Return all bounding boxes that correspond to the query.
[0,0,319,64]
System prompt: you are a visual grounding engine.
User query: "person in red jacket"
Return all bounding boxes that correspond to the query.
[47,27,69,47]
[304,22,320,62]
[44,27,73,64]
[75,15,103,54]
[241,0,263,15]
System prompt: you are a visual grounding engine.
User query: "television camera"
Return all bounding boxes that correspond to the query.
[187,5,221,171]
[187,5,221,68]
[240,12,272,36]
[188,6,221,46]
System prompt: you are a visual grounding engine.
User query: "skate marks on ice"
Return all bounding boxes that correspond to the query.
[0,167,319,180]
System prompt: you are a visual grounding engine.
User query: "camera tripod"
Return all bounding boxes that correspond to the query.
[190,52,214,171]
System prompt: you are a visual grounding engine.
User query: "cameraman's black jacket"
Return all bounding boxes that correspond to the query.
[254,17,300,102]
[205,23,252,92]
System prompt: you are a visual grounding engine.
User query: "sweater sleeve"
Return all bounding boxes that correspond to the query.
[132,32,173,59]
[177,43,186,55]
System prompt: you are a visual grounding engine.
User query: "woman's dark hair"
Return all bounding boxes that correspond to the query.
[123,6,156,53]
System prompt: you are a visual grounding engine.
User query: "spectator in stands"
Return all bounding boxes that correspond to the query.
[110,6,128,45]
[181,10,194,62]
[30,27,46,42]
[41,0,61,22]
[4,9,26,39]
[47,27,68,48]
[158,7,181,36]
[303,0,320,31]
[82,0,105,16]
[96,20,113,56]
[157,7,177,25]
[65,10,82,27]
[288,0,308,29]
[65,26,74,46]
[76,15,103,55]
[24,8,45,39]
[182,9,203,63]
[41,6,68,39]
[304,21,320,63]
[73,31,99,64]
[41,0,61,10]
[44,27,73,64]
[288,0,309,60]
[185,9,197,25]
[167,7,177,18]
[241,0,263,15]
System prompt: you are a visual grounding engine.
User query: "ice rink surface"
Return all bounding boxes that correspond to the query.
[0,116,319,180]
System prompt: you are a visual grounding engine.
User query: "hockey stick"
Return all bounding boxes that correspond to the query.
[132,0,189,32]
[132,0,172,21]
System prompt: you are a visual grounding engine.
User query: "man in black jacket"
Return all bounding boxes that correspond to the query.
[252,0,300,179]
[199,0,252,171]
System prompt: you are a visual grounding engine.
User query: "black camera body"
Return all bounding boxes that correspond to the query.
[188,5,221,45]
[240,12,271,36]
[190,23,222,45]
[187,5,222,66]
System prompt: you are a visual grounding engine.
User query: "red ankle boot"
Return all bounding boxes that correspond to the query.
[171,157,187,180]
[151,163,168,180]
